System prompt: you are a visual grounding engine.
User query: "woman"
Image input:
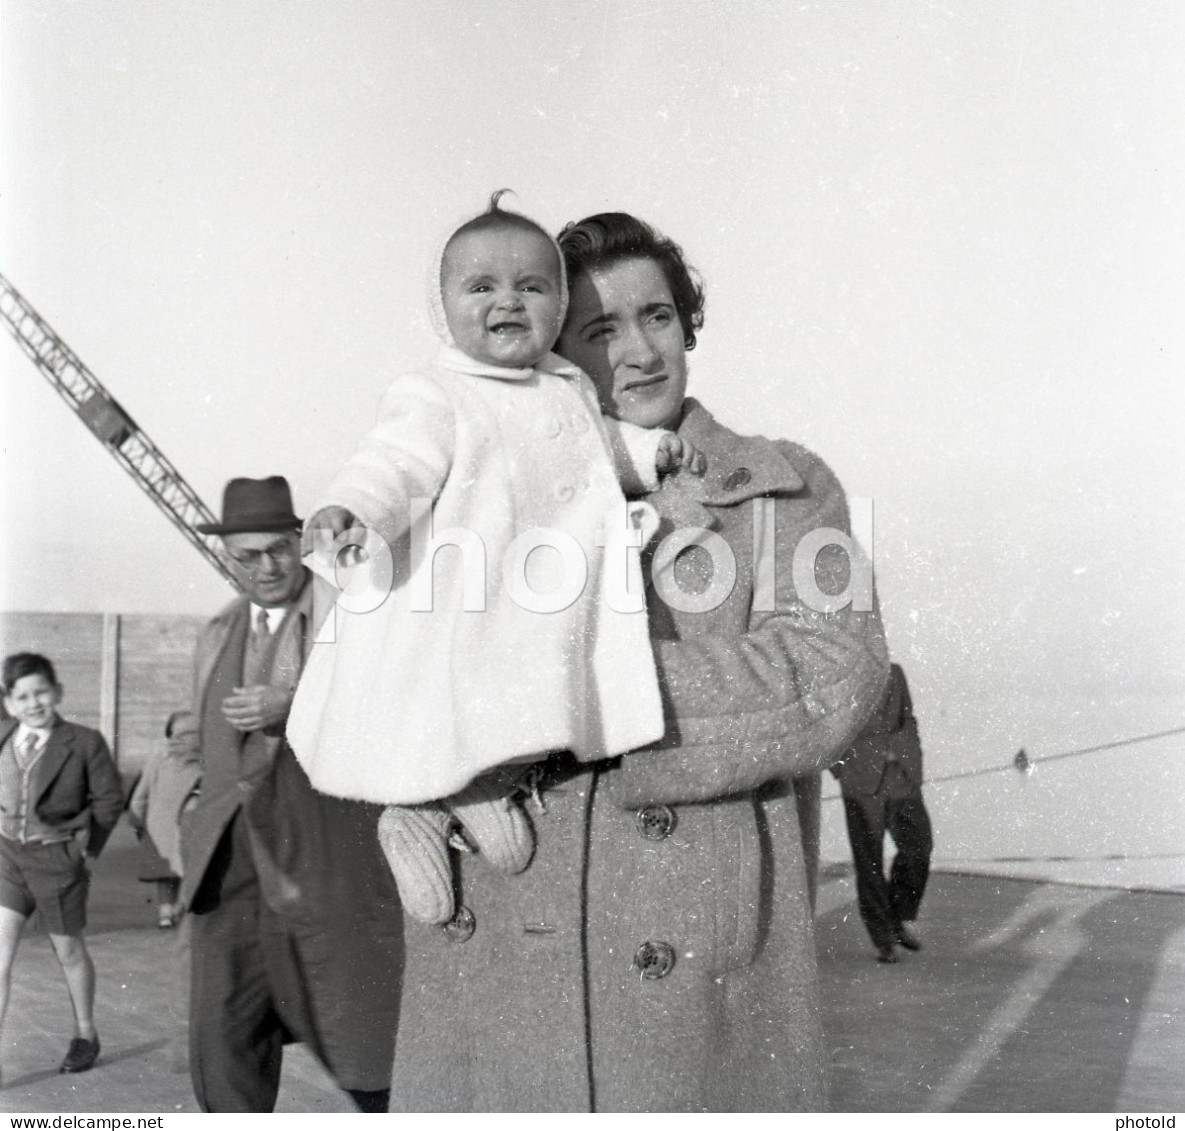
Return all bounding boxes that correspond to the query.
[388,212,889,1112]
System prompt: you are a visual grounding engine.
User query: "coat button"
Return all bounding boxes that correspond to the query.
[237,780,252,793]
[441,905,476,943]
[634,940,676,980]
[723,467,752,491]
[571,414,590,434]
[554,483,575,503]
[635,804,676,840]
[545,416,563,438]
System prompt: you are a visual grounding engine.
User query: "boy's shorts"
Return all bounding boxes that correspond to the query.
[0,834,89,935]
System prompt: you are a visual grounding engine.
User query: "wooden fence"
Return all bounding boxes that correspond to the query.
[0,611,207,782]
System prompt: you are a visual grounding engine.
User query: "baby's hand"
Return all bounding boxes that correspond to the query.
[656,434,707,478]
[301,505,363,559]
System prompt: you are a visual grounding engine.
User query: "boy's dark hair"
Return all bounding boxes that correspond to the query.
[557,212,706,350]
[2,652,58,694]
[447,188,555,251]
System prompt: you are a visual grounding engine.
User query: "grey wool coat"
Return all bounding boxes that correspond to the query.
[389,400,889,1112]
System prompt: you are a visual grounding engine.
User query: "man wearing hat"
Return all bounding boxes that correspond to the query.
[180,477,403,1113]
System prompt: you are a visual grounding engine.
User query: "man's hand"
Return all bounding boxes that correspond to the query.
[656,433,707,478]
[221,684,294,732]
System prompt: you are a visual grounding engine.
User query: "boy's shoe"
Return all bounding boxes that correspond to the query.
[60,1035,100,1073]
[896,922,923,951]
[875,944,899,964]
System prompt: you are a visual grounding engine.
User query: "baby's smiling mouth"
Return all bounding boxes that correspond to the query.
[489,319,529,335]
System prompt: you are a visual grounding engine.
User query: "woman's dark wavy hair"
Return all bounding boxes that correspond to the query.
[557,213,706,350]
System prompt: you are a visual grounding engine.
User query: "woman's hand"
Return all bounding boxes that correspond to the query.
[656,434,707,478]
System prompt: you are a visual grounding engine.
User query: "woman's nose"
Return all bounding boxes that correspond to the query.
[621,326,662,370]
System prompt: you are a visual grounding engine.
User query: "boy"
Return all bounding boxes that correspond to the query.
[0,652,122,1078]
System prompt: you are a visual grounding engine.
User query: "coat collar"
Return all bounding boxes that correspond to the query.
[649,399,805,529]
[677,399,804,502]
[197,569,315,701]
[435,345,583,384]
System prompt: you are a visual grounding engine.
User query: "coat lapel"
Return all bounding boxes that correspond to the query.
[196,600,250,716]
[649,399,806,529]
[31,718,74,805]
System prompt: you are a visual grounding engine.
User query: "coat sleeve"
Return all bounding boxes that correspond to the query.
[84,732,124,858]
[314,373,457,548]
[608,445,889,806]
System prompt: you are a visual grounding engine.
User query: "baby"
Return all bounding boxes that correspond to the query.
[287,193,697,920]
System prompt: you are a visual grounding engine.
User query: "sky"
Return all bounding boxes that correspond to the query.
[1,0,1183,872]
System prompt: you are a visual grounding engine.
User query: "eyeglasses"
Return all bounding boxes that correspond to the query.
[225,541,299,570]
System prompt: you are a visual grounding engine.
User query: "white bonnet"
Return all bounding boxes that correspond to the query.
[427,190,569,350]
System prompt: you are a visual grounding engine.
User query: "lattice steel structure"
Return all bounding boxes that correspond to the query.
[0,271,238,588]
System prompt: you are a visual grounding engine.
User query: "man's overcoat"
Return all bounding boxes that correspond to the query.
[179,572,402,1092]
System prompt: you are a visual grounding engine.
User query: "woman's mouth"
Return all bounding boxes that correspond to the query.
[624,374,666,392]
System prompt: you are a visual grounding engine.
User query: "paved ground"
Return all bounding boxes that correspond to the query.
[1,825,1182,1113]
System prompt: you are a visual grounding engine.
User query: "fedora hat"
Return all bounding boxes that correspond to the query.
[195,476,302,535]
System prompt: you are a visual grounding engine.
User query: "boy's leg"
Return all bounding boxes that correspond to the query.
[0,906,28,1041]
[47,932,97,1040]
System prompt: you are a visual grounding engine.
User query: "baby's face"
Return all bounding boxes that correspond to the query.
[440,225,564,369]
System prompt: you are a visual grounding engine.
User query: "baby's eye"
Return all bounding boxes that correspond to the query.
[522,283,542,293]
[469,283,491,294]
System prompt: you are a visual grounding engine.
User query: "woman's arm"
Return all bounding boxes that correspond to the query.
[607,446,889,806]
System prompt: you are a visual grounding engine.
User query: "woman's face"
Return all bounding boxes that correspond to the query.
[558,257,688,431]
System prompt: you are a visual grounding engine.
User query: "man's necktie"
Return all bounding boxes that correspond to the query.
[244,608,272,685]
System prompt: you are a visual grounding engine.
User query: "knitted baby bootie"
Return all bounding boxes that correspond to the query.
[377,804,455,924]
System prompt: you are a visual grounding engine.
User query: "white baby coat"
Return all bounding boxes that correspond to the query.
[287,346,666,804]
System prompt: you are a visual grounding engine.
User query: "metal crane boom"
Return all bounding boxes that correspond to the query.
[0,271,237,588]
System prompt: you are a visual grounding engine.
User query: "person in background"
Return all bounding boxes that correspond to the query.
[180,475,403,1113]
[127,710,201,929]
[830,661,933,963]
[0,652,122,1079]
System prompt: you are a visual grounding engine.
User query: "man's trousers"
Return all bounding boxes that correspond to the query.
[841,770,933,949]
[188,814,394,1112]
